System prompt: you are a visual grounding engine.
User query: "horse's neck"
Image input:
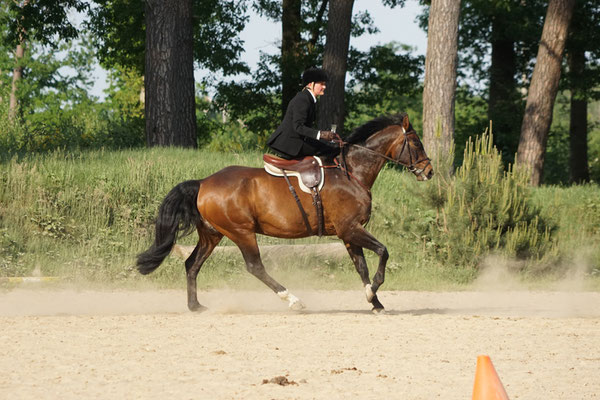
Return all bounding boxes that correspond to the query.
[344,143,389,189]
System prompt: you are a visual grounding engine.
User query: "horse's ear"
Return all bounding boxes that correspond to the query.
[402,114,410,132]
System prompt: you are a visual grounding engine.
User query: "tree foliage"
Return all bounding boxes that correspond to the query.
[1,0,87,47]
[88,0,249,76]
[0,0,597,186]
[86,0,145,72]
[453,0,545,89]
[0,36,121,153]
[563,0,600,101]
[345,43,424,128]
[215,1,425,139]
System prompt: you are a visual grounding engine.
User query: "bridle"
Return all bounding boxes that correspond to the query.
[347,126,431,179]
[326,125,432,194]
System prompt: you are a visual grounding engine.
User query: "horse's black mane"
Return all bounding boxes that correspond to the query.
[344,112,408,144]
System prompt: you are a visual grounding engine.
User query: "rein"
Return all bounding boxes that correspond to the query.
[323,158,372,195]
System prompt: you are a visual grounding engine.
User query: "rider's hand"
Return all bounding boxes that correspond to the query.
[320,130,341,142]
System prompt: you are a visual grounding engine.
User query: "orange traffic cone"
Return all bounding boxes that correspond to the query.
[472,355,509,400]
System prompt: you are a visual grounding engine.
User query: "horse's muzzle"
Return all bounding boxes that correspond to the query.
[416,170,433,181]
[412,160,434,181]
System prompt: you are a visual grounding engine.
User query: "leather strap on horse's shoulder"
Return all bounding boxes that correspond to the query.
[282,170,313,236]
[310,188,324,237]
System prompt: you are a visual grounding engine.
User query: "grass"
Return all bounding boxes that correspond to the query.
[1,146,599,291]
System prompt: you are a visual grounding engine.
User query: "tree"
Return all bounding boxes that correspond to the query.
[145,0,196,147]
[1,0,87,121]
[281,0,303,117]
[438,0,546,164]
[8,35,24,121]
[317,0,354,134]
[564,0,600,184]
[345,42,424,129]
[87,0,145,73]
[89,0,248,77]
[567,43,589,184]
[214,0,330,136]
[0,33,110,152]
[421,0,461,169]
[485,1,543,163]
[214,0,417,141]
[517,0,576,186]
[88,0,249,147]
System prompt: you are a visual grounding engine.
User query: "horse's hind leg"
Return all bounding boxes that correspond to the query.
[185,231,223,311]
[234,234,305,310]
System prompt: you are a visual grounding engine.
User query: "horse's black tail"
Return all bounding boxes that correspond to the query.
[136,180,202,275]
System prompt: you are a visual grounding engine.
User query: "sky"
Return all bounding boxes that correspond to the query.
[90,0,428,98]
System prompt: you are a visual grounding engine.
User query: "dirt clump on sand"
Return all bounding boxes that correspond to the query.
[262,376,298,386]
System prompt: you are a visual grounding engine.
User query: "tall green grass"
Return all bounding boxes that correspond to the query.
[0,149,258,285]
[1,142,599,290]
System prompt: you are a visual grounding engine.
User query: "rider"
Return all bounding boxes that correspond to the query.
[267,67,341,160]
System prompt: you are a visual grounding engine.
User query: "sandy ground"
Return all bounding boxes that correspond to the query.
[0,288,599,400]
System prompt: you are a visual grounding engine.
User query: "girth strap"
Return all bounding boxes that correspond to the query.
[311,188,324,237]
[282,170,314,236]
[281,170,324,237]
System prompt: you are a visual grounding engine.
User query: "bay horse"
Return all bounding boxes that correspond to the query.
[137,113,433,312]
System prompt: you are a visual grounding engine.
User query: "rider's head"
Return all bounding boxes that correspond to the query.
[302,67,327,97]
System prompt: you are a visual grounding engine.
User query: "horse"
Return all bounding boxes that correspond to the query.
[136,113,434,312]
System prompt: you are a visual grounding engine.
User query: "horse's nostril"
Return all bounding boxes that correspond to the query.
[428,170,434,179]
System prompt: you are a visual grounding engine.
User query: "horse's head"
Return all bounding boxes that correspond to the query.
[344,113,434,182]
[387,114,434,181]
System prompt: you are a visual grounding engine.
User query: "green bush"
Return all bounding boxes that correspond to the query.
[421,132,557,269]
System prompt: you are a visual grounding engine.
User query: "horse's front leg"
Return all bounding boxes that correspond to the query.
[343,241,385,311]
[341,228,388,312]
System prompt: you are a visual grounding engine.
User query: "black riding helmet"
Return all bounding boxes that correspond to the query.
[302,67,328,86]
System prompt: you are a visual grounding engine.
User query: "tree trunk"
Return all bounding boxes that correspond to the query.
[567,47,589,184]
[422,0,461,170]
[281,0,303,117]
[145,0,197,148]
[308,0,329,55]
[8,0,29,121]
[488,15,520,163]
[517,0,575,186]
[317,0,354,134]
[9,43,25,121]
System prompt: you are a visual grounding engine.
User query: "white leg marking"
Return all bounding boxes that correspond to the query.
[365,284,374,302]
[278,290,305,310]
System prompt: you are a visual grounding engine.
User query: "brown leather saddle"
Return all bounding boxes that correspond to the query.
[263,154,325,236]
[263,154,323,192]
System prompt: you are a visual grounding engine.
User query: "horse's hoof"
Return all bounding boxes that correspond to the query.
[289,299,306,311]
[188,303,208,313]
[278,290,305,311]
[370,294,385,310]
[372,307,385,315]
